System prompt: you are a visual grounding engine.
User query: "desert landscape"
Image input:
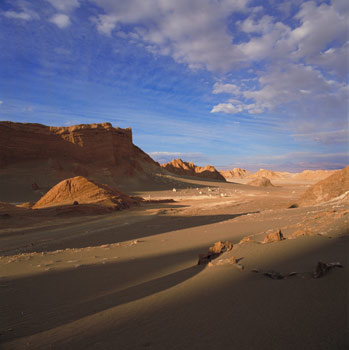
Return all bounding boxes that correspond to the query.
[1,1,348,348]
[0,122,348,350]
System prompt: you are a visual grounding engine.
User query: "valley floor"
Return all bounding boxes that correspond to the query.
[1,177,348,349]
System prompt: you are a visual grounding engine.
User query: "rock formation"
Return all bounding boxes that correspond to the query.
[263,229,285,243]
[161,158,226,181]
[248,176,274,187]
[0,121,160,201]
[33,176,140,210]
[297,166,349,206]
[220,168,251,180]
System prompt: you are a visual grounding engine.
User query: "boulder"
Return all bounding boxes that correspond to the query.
[263,229,285,243]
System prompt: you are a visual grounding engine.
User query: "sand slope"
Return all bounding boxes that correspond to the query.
[298,166,349,206]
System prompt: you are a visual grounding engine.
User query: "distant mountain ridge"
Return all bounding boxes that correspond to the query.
[220,167,338,181]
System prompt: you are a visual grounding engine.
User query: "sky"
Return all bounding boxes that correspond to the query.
[0,0,348,172]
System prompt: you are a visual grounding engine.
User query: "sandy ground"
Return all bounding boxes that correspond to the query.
[0,175,348,349]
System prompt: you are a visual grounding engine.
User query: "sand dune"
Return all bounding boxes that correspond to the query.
[32,176,141,210]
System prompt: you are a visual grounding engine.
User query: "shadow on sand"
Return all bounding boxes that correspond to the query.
[1,210,259,255]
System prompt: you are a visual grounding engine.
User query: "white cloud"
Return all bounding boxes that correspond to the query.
[239,15,273,34]
[45,0,80,13]
[2,2,39,21]
[289,1,347,59]
[91,0,249,70]
[0,101,3,105]
[50,13,71,28]
[211,61,348,135]
[213,83,241,95]
[211,103,243,114]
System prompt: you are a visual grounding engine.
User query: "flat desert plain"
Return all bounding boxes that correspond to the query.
[1,174,348,350]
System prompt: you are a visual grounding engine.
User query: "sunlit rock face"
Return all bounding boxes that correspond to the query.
[161,158,226,181]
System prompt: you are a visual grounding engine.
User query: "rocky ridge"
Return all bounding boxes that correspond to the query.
[161,158,226,181]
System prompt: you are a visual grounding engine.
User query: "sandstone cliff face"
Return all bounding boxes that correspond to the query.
[297,166,349,206]
[0,122,155,171]
[161,158,226,181]
[0,121,160,201]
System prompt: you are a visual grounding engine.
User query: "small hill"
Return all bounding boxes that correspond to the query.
[248,176,274,187]
[220,168,251,179]
[297,166,349,206]
[161,159,226,181]
[32,176,140,210]
[292,169,337,181]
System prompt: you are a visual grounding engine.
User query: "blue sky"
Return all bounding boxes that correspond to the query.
[0,0,348,171]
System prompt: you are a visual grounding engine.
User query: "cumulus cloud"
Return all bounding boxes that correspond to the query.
[208,1,348,141]
[212,62,348,134]
[90,0,248,70]
[50,13,71,28]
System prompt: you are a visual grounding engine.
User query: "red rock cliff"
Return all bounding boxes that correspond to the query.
[0,122,154,169]
[0,122,160,199]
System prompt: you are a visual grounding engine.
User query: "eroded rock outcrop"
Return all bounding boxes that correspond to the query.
[220,168,251,180]
[161,158,226,181]
[198,240,233,265]
[248,176,274,187]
